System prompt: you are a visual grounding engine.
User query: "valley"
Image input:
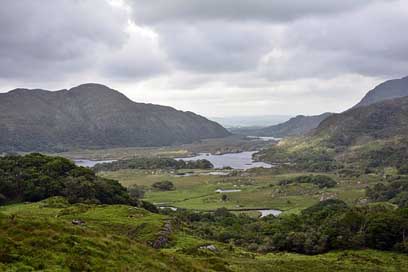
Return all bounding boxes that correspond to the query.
[3,2,408,270]
[2,76,408,271]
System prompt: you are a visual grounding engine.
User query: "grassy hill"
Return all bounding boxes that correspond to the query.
[1,197,408,271]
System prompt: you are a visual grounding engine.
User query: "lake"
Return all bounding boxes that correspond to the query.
[259,209,282,217]
[74,159,116,168]
[177,151,272,170]
[247,136,281,141]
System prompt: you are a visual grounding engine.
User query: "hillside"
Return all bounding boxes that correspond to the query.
[2,198,407,271]
[315,97,408,146]
[0,84,229,152]
[354,76,408,108]
[257,112,332,138]
[232,113,332,138]
[238,75,408,139]
[258,96,408,173]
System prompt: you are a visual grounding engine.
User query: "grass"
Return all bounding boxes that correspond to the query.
[1,198,407,271]
[100,169,379,214]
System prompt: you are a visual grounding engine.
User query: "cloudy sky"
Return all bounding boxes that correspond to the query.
[1,0,407,118]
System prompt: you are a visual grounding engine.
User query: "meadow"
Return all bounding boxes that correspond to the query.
[99,168,382,215]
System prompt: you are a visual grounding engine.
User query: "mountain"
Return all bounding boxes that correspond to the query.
[251,75,408,139]
[256,113,333,138]
[232,113,332,138]
[354,76,408,108]
[315,96,408,146]
[0,83,230,152]
[258,96,408,173]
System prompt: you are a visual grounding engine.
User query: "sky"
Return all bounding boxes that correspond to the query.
[1,0,407,118]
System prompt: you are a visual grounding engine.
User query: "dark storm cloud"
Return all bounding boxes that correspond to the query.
[128,0,385,23]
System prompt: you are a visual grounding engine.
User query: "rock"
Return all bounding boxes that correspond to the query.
[152,236,169,249]
[199,244,218,252]
[151,221,173,249]
[72,219,85,225]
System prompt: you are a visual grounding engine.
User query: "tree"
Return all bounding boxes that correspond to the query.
[221,194,228,201]
[152,181,174,191]
[128,185,145,199]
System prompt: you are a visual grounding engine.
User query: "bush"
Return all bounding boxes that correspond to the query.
[152,181,174,191]
[128,185,145,199]
[279,175,337,188]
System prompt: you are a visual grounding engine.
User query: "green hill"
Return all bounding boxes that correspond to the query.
[1,198,408,271]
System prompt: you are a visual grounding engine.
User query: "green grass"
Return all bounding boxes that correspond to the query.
[1,198,408,271]
[100,169,377,213]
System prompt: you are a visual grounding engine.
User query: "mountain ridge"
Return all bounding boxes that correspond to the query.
[353,76,408,108]
[0,83,230,152]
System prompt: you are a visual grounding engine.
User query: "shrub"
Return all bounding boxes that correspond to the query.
[152,181,174,191]
[279,175,336,188]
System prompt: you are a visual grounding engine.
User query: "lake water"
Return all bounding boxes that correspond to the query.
[177,151,272,170]
[74,159,116,168]
[247,136,281,141]
[259,209,282,218]
[215,189,242,193]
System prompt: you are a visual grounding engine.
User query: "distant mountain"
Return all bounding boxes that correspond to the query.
[354,76,408,108]
[0,83,230,152]
[257,113,333,138]
[232,113,332,138]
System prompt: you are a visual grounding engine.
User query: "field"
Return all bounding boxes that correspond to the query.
[1,198,407,271]
[99,168,382,214]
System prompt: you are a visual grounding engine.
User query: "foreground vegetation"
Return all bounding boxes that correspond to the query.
[1,198,408,271]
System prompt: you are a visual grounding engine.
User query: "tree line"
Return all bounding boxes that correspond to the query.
[0,153,135,206]
[171,199,408,255]
[93,157,213,172]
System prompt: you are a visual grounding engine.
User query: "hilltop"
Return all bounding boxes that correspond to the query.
[354,76,408,108]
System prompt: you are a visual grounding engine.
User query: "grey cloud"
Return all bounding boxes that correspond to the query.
[128,0,387,24]
[260,0,408,81]
[0,0,128,80]
[99,26,169,80]
[154,22,276,73]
